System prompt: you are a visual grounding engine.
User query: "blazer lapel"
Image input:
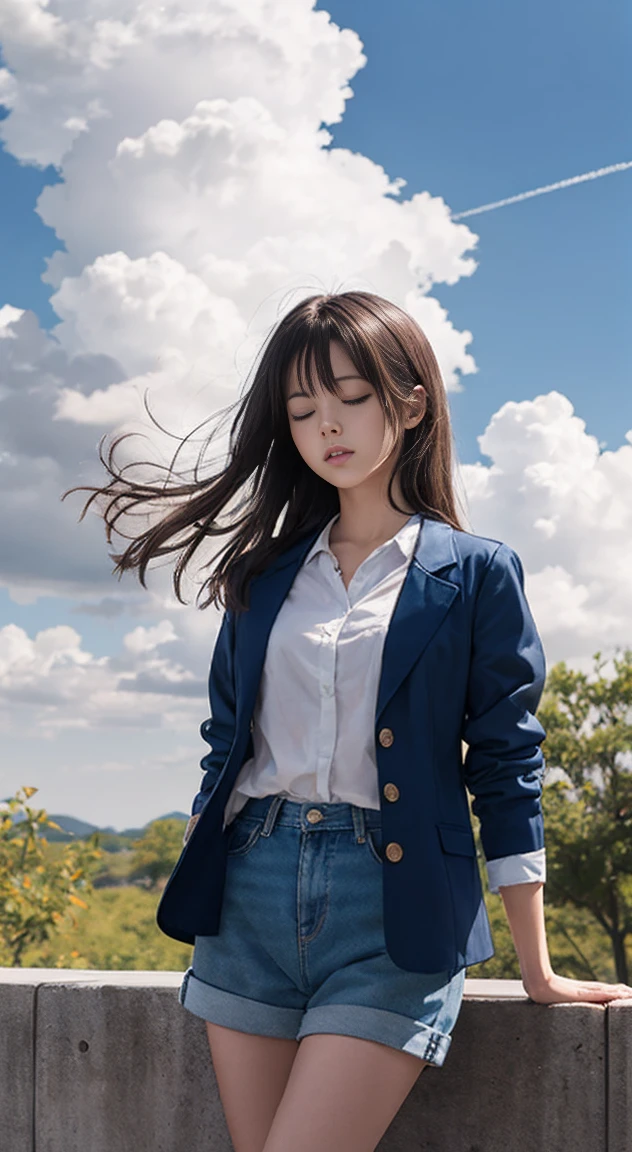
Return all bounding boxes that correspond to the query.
[234,516,460,730]
[375,517,459,720]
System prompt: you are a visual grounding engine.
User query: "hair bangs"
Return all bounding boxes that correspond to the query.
[296,327,345,400]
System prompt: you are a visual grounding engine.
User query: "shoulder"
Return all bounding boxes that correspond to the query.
[434,523,527,594]
[452,526,521,566]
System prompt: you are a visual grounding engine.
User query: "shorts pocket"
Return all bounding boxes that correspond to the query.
[365,826,383,864]
[225,817,263,858]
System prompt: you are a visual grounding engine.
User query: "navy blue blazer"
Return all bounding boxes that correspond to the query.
[156,516,547,975]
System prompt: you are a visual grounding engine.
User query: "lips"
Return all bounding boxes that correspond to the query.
[324,445,354,461]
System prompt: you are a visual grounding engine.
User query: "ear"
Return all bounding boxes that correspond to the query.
[404,385,427,429]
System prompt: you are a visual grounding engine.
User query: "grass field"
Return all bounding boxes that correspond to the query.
[20,882,193,971]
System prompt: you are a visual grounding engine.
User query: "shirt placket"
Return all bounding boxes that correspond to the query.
[315,560,350,798]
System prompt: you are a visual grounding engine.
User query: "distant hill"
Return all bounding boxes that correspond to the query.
[114,812,190,839]
[5,809,189,842]
[50,815,102,837]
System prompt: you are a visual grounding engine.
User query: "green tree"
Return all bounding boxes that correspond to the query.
[0,786,104,965]
[129,817,186,887]
[538,650,632,983]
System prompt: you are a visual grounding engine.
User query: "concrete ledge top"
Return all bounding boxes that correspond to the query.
[1,969,630,1007]
[0,967,184,986]
[1,969,526,994]
[463,979,526,998]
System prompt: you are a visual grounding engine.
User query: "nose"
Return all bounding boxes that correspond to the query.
[320,416,341,436]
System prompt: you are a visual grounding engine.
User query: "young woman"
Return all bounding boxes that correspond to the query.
[68,291,632,1152]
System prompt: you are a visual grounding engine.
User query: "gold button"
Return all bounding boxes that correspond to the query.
[385,842,404,863]
[306,808,324,824]
[378,727,394,748]
[383,782,400,802]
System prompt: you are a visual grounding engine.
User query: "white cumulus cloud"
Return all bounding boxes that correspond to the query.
[0,0,479,613]
[462,392,632,662]
[0,616,206,734]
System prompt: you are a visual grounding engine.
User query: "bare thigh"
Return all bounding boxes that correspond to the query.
[205,1021,299,1152]
[263,1033,428,1152]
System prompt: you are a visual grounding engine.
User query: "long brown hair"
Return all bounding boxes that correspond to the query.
[62,291,467,613]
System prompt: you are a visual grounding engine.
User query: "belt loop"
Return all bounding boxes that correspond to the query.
[351,805,366,843]
[261,794,284,837]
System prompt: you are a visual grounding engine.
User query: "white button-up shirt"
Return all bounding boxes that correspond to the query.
[223,511,546,894]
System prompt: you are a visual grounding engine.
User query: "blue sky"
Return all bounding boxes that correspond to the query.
[0,0,630,826]
[316,0,632,461]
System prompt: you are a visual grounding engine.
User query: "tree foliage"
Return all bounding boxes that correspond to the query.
[537,649,632,983]
[0,786,104,966]
[129,818,186,887]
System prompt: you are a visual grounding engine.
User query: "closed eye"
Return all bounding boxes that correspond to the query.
[290,394,372,422]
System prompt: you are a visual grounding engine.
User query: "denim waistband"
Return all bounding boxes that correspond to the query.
[236,794,382,839]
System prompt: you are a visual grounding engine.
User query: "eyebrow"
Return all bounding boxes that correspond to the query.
[286,375,365,401]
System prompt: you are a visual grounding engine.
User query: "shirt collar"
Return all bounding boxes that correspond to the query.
[303,511,421,569]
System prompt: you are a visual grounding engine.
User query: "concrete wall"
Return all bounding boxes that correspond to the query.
[1,969,630,1152]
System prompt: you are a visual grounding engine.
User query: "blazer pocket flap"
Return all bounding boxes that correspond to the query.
[437,822,476,857]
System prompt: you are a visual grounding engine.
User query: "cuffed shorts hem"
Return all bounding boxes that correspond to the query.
[296,1003,453,1066]
[179,968,302,1038]
[179,968,453,1067]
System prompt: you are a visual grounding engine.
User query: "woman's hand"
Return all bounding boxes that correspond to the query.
[525,972,632,1005]
[498,882,632,1006]
[183,813,200,845]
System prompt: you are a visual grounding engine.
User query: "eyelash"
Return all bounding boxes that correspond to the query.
[291,394,371,422]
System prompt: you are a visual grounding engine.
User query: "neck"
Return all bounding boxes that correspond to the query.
[332,479,417,550]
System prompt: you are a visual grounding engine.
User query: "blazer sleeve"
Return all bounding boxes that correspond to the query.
[190,607,237,816]
[461,542,547,864]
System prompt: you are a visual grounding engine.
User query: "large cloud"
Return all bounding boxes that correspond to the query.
[0,0,479,609]
[0,0,365,170]
[0,304,129,600]
[462,392,632,663]
[0,601,225,735]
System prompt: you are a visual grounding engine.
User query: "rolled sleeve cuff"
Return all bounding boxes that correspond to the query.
[486,848,546,895]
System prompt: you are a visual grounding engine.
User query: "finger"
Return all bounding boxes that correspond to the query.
[578,986,617,1001]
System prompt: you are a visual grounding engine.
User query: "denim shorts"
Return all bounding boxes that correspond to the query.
[179,794,466,1067]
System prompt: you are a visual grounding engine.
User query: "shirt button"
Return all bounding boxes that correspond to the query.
[385,842,404,863]
[378,727,394,748]
[306,808,324,824]
[383,782,400,802]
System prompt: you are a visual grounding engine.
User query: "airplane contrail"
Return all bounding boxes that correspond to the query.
[451,161,632,219]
